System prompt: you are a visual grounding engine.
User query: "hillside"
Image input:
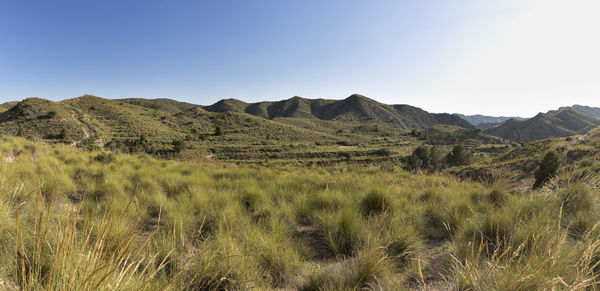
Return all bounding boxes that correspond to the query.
[117,98,198,114]
[549,104,600,120]
[454,113,524,126]
[0,95,512,165]
[484,109,600,142]
[203,94,475,130]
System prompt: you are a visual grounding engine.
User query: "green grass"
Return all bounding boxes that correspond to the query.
[1,136,600,289]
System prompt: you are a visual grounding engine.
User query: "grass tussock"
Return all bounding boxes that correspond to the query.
[1,136,600,289]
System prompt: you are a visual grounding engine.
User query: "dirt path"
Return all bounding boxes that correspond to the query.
[68,110,93,146]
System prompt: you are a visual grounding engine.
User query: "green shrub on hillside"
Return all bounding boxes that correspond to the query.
[533,151,561,188]
[446,144,472,167]
[407,145,444,171]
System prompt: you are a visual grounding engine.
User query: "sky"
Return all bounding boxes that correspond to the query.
[1,0,599,117]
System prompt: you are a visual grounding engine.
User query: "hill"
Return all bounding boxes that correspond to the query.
[484,109,600,142]
[454,113,525,126]
[117,98,198,114]
[203,94,475,130]
[0,95,515,165]
[549,104,600,120]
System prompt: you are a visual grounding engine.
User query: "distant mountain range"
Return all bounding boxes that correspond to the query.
[548,105,600,120]
[483,109,600,142]
[0,94,599,145]
[454,114,525,126]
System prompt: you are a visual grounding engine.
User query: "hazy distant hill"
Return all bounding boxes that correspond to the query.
[454,113,525,127]
[204,94,475,130]
[484,109,600,142]
[548,105,600,120]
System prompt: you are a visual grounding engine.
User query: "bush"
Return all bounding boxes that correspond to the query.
[93,152,116,163]
[59,128,69,140]
[46,111,57,118]
[374,148,393,157]
[172,139,186,153]
[214,126,224,136]
[446,145,472,167]
[533,151,561,188]
[407,145,444,171]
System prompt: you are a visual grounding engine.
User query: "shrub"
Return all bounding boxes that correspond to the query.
[214,126,224,136]
[46,111,57,118]
[93,152,116,163]
[533,151,561,188]
[374,148,393,157]
[59,128,69,140]
[446,145,472,167]
[171,139,186,153]
[407,145,444,171]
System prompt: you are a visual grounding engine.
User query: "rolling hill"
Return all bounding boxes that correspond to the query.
[548,105,600,120]
[454,113,525,127]
[203,94,475,130]
[484,109,600,142]
[0,95,514,165]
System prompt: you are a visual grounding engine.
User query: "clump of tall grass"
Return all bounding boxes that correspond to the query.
[359,190,393,217]
[13,196,175,290]
[316,209,366,257]
[299,248,393,290]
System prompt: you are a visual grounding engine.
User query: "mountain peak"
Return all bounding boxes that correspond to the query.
[345,94,370,101]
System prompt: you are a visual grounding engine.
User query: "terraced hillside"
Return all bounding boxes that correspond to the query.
[0,95,511,165]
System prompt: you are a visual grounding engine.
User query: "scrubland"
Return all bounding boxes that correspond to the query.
[0,136,599,290]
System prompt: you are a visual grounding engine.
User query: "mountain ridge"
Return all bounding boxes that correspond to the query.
[202,94,475,130]
[1,94,600,145]
[483,109,600,142]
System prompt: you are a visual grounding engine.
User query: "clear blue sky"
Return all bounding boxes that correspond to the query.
[1,0,599,116]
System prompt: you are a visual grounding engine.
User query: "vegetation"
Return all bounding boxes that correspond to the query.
[1,95,600,289]
[0,95,514,166]
[484,109,600,142]
[533,151,561,188]
[446,144,472,167]
[0,133,598,289]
